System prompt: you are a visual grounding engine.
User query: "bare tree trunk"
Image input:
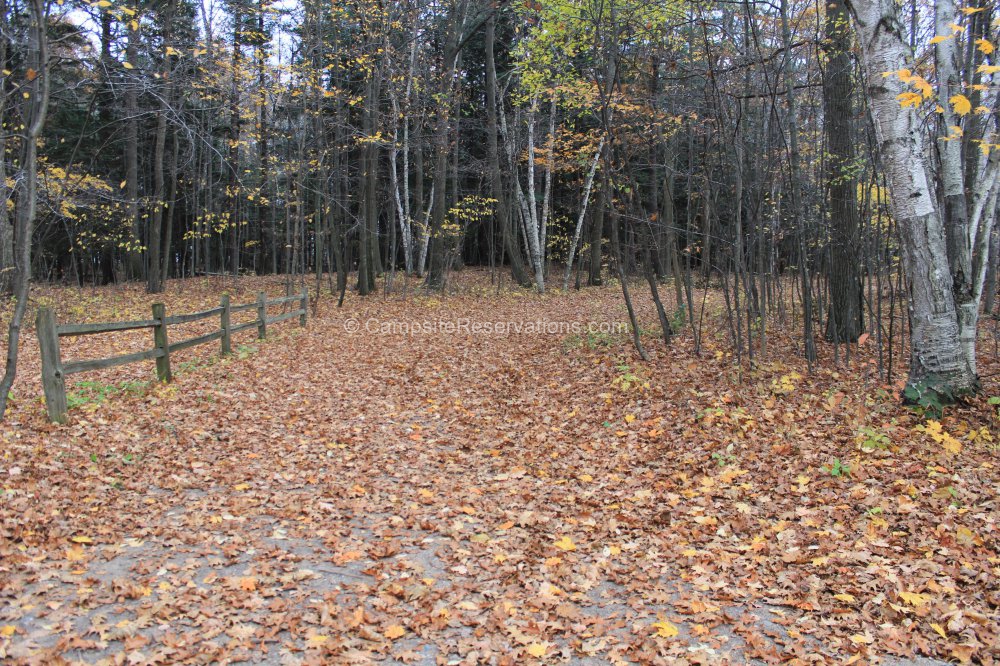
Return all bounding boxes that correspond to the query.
[588,189,604,285]
[523,98,545,291]
[148,0,176,294]
[389,93,413,274]
[425,1,468,289]
[539,96,556,277]
[0,0,49,418]
[126,19,142,279]
[0,0,10,295]
[257,0,270,276]
[147,106,168,293]
[823,0,863,342]
[780,0,816,364]
[485,12,529,286]
[228,5,242,276]
[358,73,378,295]
[563,137,604,291]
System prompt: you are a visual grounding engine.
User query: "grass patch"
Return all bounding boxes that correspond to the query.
[66,379,148,411]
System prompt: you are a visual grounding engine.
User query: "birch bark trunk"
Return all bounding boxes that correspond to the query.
[562,137,604,291]
[848,0,979,394]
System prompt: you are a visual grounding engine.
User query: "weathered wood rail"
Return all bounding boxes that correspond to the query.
[36,290,308,423]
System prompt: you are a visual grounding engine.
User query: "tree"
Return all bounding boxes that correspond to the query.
[823,0,863,343]
[847,0,1000,396]
[0,0,50,418]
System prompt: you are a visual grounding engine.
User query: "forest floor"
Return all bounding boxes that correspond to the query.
[0,270,997,665]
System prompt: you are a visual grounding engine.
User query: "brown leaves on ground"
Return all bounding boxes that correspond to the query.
[0,271,997,664]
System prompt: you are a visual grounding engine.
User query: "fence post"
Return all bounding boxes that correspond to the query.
[256,291,267,339]
[300,289,308,327]
[220,294,232,356]
[152,303,172,382]
[36,307,67,423]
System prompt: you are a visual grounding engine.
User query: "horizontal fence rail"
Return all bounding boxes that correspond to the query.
[36,289,308,423]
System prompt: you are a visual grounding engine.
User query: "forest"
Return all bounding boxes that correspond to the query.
[0,0,998,398]
[0,0,999,661]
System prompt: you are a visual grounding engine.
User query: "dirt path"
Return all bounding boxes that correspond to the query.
[1,277,989,664]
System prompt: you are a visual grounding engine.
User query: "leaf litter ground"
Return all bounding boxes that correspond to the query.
[0,272,997,664]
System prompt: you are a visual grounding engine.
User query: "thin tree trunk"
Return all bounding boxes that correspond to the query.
[126,19,141,279]
[485,12,529,286]
[0,0,49,418]
[148,2,175,294]
[0,0,10,295]
[563,137,604,291]
[780,0,816,363]
[426,0,472,289]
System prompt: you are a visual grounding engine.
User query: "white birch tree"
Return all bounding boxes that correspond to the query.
[848,0,1000,397]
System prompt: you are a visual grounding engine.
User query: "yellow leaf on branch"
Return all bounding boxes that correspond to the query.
[913,76,933,98]
[949,94,972,116]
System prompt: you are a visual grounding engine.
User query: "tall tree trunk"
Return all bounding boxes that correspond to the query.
[126,19,142,279]
[162,124,179,283]
[848,0,980,394]
[426,0,470,290]
[228,5,242,275]
[563,137,604,291]
[485,12,529,286]
[257,0,270,276]
[0,0,49,418]
[358,74,378,295]
[780,0,816,363]
[147,107,168,293]
[0,0,11,295]
[823,0,863,341]
[523,98,546,291]
[148,1,176,294]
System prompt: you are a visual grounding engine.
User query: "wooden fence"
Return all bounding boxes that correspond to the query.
[36,290,308,423]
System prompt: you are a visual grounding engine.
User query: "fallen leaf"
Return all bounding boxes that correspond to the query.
[652,619,679,638]
[899,591,929,607]
[526,643,547,657]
